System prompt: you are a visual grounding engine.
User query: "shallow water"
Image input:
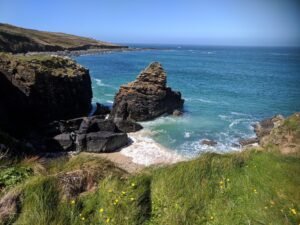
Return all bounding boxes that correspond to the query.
[75,45,300,158]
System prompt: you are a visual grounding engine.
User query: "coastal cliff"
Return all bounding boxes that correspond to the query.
[0,23,127,53]
[0,53,92,135]
[110,62,184,121]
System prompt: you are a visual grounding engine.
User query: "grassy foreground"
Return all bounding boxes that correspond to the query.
[1,149,299,225]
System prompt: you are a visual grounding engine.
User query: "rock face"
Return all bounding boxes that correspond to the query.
[110,62,184,122]
[0,53,92,136]
[256,113,300,154]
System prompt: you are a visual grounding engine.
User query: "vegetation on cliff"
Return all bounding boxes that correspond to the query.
[0,23,125,53]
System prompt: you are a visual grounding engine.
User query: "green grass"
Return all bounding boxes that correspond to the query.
[2,150,300,225]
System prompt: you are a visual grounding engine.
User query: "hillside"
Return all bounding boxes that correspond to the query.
[0,23,126,53]
[0,113,299,225]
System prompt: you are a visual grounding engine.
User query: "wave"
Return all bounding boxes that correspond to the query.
[93,78,117,89]
[120,129,185,166]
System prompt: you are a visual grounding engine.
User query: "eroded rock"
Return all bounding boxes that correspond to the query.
[110,62,184,122]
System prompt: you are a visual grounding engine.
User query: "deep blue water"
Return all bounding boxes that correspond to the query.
[75,45,300,157]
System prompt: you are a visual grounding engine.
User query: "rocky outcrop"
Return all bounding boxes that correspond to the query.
[256,113,300,154]
[0,53,92,136]
[31,115,128,153]
[110,62,184,122]
[254,115,285,145]
[201,140,217,146]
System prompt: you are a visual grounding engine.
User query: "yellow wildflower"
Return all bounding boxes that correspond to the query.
[210,216,214,220]
[291,208,297,215]
[122,191,126,195]
[99,208,104,213]
[108,189,112,193]
[253,189,257,193]
[227,178,230,182]
[130,197,135,201]
[81,217,85,221]
[79,213,82,217]
[219,181,224,185]
[71,200,75,204]
[106,218,110,223]
[131,182,136,187]
[264,206,268,209]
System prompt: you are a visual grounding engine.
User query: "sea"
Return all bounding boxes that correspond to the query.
[74,45,300,160]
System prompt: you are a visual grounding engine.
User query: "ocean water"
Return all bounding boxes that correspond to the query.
[75,45,300,158]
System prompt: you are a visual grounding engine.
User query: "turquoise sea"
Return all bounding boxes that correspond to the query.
[75,45,300,157]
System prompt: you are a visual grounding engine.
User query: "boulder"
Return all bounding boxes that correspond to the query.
[0,53,92,136]
[92,103,110,116]
[53,132,75,151]
[110,62,184,121]
[85,131,128,153]
[239,138,258,147]
[115,120,143,133]
[201,140,217,146]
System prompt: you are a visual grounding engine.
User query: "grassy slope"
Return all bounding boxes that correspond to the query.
[0,23,121,51]
[2,149,299,225]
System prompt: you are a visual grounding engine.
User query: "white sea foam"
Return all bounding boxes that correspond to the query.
[93,78,117,89]
[120,129,185,166]
[106,100,114,104]
[184,132,191,138]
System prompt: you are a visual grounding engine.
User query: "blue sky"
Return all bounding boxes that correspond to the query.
[0,0,300,46]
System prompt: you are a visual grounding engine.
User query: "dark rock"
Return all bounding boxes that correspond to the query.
[110,62,184,121]
[92,103,110,116]
[201,140,217,146]
[53,133,75,151]
[78,116,117,134]
[239,138,258,147]
[115,120,143,133]
[0,53,92,136]
[85,131,128,153]
[172,109,183,116]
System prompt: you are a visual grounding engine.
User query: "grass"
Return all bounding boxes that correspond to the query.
[2,149,298,225]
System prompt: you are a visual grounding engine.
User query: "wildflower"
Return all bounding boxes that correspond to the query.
[130,197,135,201]
[99,208,104,213]
[253,189,257,193]
[108,189,112,193]
[81,217,85,221]
[270,200,275,205]
[227,178,230,182]
[122,191,126,195]
[113,199,119,205]
[79,213,82,217]
[264,206,268,209]
[291,208,297,215]
[106,218,110,223]
[71,200,75,204]
[220,185,224,189]
[131,182,136,187]
[210,216,214,220]
[219,181,224,185]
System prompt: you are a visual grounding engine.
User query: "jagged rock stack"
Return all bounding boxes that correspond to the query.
[110,62,184,122]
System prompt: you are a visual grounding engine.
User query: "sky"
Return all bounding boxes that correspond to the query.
[0,0,300,46]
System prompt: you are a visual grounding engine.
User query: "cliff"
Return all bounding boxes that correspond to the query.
[110,62,184,121]
[255,113,300,154]
[0,23,126,53]
[0,53,92,135]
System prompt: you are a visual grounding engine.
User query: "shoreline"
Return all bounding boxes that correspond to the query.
[23,47,155,57]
